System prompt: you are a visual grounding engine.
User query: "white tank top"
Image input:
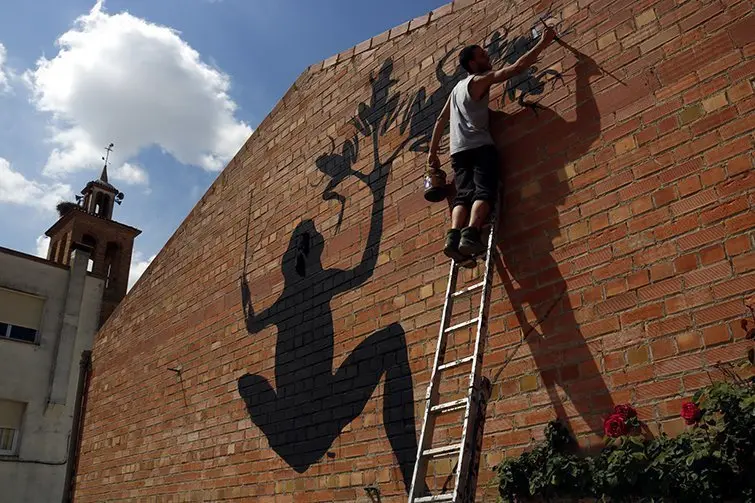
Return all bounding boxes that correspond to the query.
[449,74,495,155]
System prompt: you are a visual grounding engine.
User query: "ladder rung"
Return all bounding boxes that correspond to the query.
[423,443,462,459]
[438,355,474,371]
[415,494,455,502]
[444,317,480,333]
[431,398,468,414]
[452,281,484,297]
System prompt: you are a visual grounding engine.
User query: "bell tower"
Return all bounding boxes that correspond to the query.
[44,143,141,326]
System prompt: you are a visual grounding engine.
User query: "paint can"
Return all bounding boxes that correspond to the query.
[423,168,447,202]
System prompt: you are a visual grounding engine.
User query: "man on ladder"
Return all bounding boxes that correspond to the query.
[410,19,559,503]
[427,19,559,264]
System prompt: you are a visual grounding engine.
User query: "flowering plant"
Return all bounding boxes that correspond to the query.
[681,401,702,425]
[603,404,639,438]
[496,381,755,502]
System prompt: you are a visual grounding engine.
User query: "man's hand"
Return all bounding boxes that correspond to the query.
[427,151,441,170]
[541,18,558,44]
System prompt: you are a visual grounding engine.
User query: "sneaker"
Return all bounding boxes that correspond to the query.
[459,227,486,257]
[443,229,465,262]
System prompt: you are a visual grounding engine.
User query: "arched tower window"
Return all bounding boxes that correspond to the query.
[93,192,111,218]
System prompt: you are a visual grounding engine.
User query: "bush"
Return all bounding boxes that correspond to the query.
[495,380,755,502]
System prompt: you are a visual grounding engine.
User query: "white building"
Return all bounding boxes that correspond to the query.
[0,166,139,502]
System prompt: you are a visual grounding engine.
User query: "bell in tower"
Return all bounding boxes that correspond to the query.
[44,143,141,326]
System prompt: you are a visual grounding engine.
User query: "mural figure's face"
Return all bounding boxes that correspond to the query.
[284,220,324,279]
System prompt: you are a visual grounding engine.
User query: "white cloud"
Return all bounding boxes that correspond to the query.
[128,251,155,292]
[35,235,50,258]
[0,158,73,211]
[25,0,252,178]
[0,43,9,92]
[111,162,148,185]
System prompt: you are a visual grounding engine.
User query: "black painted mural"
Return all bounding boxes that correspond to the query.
[239,57,419,492]
[238,23,573,492]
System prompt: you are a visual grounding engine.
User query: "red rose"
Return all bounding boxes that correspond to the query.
[681,401,702,425]
[613,404,637,420]
[604,413,629,438]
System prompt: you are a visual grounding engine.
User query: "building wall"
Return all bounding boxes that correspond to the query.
[76,0,754,501]
[0,248,104,503]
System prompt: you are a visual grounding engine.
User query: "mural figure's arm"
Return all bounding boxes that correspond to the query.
[471,20,558,101]
[240,275,277,334]
[329,173,387,295]
[427,96,451,170]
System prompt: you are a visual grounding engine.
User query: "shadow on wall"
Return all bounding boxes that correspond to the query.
[491,47,616,439]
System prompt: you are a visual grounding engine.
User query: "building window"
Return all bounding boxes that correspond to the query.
[0,287,44,344]
[0,400,25,456]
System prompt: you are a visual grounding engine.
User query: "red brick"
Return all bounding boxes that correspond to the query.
[658,158,704,184]
[712,272,755,300]
[683,261,732,288]
[639,277,683,302]
[648,314,693,338]
[640,26,680,54]
[674,253,698,274]
[694,299,745,325]
[628,270,650,289]
[596,292,638,316]
[678,224,726,251]
[729,14,755,47]
[636,378,682,402]
[581,316,621,339]
[704,136,752,165]
[652,186,677,207]
[733,252,755,274]
[697,50,742,81]
[670,188,717,216]
[665,288,714,315]
[593,257,632,281]
[655,214,699,241]
[725,211,755,234]
[702,324,730,346]
[649,129,692,155]
[654,354,704,376]
[650,262,674,281]
[700,244,726,266]
[651,338,676,360]
[703,340,752,365]
[629,207,670,233]
[679,2,724,32]
[691,106,738,136]
[672,131,719,163]
[676,332,702,352]
[725,235,751,256]
[726,154,753,176]
[620,303,664,325]
[678,175,702,197]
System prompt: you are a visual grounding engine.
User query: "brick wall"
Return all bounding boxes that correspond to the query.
[75,0,754,501]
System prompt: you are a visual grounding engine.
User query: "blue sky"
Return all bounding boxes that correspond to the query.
[0,0,447,288]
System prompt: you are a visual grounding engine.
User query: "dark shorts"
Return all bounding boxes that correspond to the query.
[451,144,499,208]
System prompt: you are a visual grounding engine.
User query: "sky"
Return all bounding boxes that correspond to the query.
[0,0,447,290]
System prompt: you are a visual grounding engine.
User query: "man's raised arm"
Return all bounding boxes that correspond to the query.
[470,21,558,100]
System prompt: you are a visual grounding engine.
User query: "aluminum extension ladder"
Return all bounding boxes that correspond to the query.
[408,215,498,503]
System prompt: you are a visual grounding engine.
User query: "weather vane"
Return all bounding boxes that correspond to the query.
[102,142,114,168]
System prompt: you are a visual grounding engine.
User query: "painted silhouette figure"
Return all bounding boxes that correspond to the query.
[239,57,419,493]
